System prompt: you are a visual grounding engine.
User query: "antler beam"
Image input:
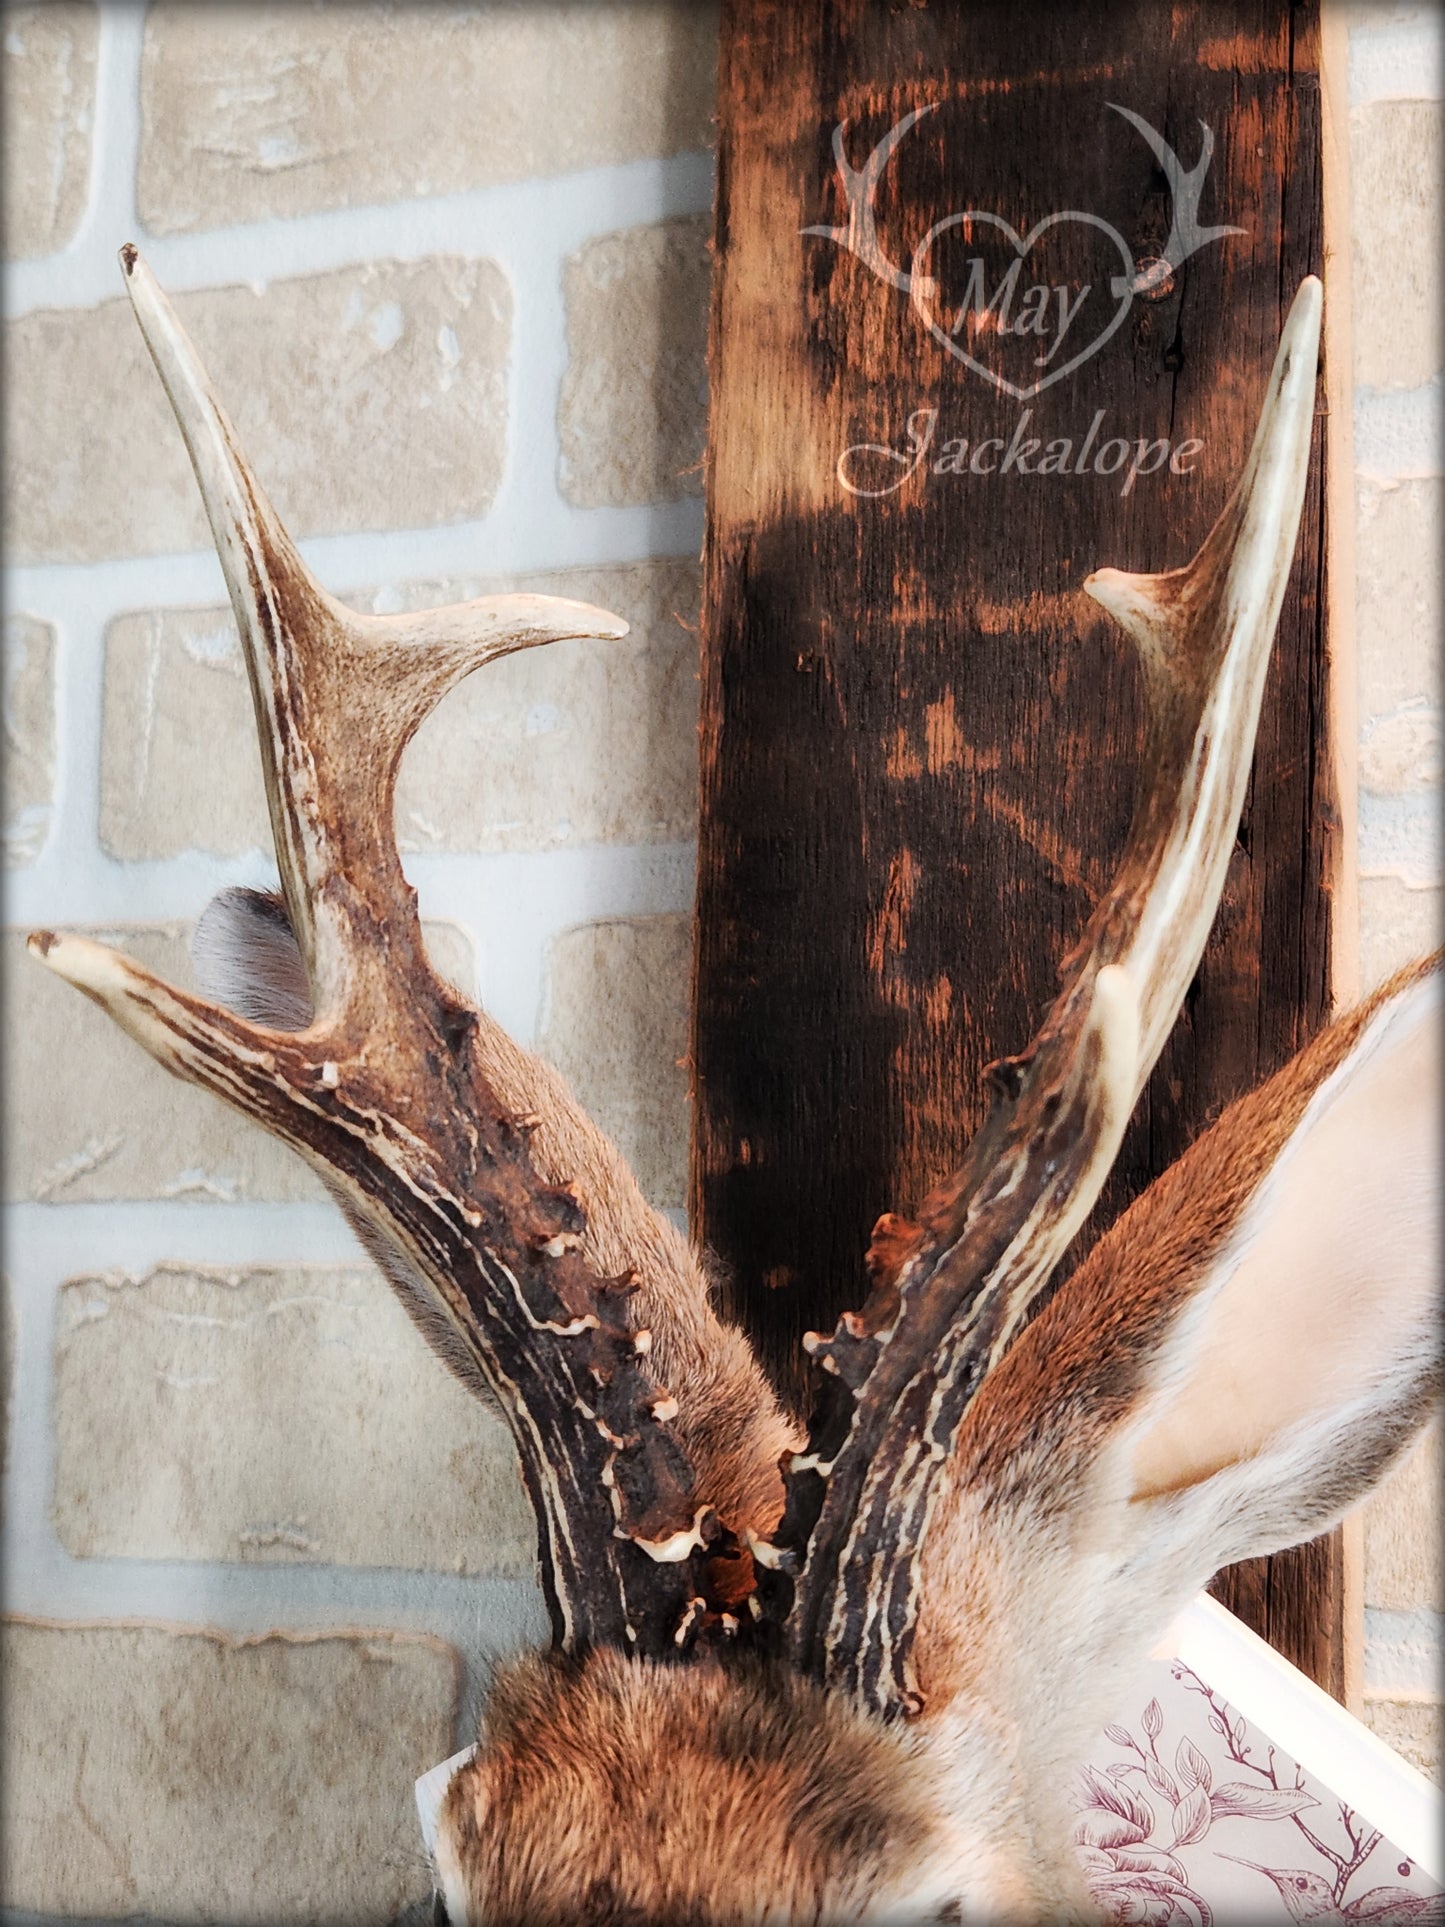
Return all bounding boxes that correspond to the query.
[31,249,720,1657]
[766,278,1324,1719]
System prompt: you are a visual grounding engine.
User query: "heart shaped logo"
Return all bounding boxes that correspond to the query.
[908,210,1137,402]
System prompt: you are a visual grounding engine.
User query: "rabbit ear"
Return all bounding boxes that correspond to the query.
[1120,954,1440,1567]
[923,956,1440,1770]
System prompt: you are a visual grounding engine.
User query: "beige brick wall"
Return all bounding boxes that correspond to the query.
[2,1619,458,1922]
[1,5,1439,1921]
[6,258,512,563]
[52,1265,536,1573]
[99,560,700,861]
[1346,9,1443,1781]
[4,3,709,1918]
[136,1,720,233]
[1,4,98,261]
[3,614,55,867]
[559,216,711,506]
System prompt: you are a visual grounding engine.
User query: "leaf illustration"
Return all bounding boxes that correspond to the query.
[1105,1847,1190,1882]
[1104,1723,1133,1747]
[1208,1781,1320,1821]
[1176,1736,1212,1794]
[1142,1698,1164,1740]
[1075,1809,1153,1852]
[1172,1782,1212,1847]
[1078,1765,1154,1834]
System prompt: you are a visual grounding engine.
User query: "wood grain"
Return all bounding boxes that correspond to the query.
[693,0,1343,1691]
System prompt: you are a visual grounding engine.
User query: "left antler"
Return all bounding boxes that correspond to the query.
[762,277,1323,1718]
[30,249,728,1658]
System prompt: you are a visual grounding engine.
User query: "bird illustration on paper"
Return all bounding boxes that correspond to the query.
[1221,1857,1445,1922]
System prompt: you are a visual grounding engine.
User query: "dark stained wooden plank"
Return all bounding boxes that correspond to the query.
[692,0,1344,1692]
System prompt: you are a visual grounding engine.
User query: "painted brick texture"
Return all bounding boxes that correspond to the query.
[559,217,711,507]
[4,923,473,1204]
[1347,38,1444,1754]
[2,614,55,868]
[137,1,720,233]
[5,258,511,564]
[0,1619,457,1921]
[539,914,693,1213]
[52,1264,535,1573]
[1,3,99,262]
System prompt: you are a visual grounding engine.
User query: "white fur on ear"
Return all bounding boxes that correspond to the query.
[192,887,312,1030]
[1127,963,1441,1561]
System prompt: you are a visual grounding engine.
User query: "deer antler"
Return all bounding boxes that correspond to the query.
[762,277,1324,1719]
[29,248,725,1657]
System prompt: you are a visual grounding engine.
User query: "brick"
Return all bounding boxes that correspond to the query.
[1362,1696,1442,1785]
[1,1274,10,1492]
[1363,1425,1443,1613]
[1359,700,1441,794]
[2,3,98,261]
[1351,101,1443,391]
[101,559,700,859]
[559,218,710,507]
[1355,479,1442,719]
[3,615,55,866]
[5,257,510,565]
[538,914,691,1212]
[138,1,719,235]
[53,1263,534,1575]
[1359,876,1443,990]
[0,1617,456,1920]
[3,922,473,1203]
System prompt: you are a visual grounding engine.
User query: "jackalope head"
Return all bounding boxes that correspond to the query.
[32,253,1440,1926]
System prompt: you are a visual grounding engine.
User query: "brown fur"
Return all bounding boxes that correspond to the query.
[439,1649,958,1927]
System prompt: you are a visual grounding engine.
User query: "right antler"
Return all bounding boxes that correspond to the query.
[31,249,733,1659]
[763,277,1324,1720]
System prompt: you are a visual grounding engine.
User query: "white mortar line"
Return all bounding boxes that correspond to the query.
[4,1200,369,1270]
[4,147,714,319]
[60,0,144,278]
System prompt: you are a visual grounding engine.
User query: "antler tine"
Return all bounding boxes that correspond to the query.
[116,244,626,1027]
[30,249,715,1663]
[767,279,1323,1719]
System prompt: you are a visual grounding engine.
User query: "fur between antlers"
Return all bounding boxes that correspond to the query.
[31,255,1440,1925]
